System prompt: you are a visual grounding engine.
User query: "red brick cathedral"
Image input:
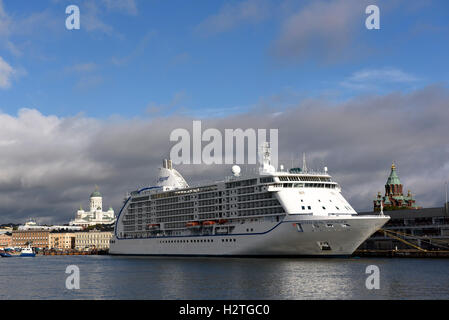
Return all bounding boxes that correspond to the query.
[373,162,418,211]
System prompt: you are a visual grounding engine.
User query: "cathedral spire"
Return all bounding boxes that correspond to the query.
[374,162,418,211]
[386,161,401,186]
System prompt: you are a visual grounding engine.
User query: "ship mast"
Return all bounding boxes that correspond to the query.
[259,142,276,174]
[302,153,308,173]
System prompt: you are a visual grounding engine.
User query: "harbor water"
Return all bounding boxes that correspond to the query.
[0,255,448,299]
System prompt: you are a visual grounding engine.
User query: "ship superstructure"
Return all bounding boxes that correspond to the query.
[110,145,389,256]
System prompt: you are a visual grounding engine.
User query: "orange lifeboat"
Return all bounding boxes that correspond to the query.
[186,221,200,228]
[218,219,228,224]
[202,220,216,226]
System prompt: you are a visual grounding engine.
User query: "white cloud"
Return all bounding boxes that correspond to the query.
[83,0,138,35]
[340,68,421,90]
[0,1,60,56]
[0,56,15,89]
[82,1,115,35]
[195,0,271,36]
[101,0,138,15]
[146,90,188,116]
[0,0,10,36]
[74,75,104,91]
[65,62,98,73]
[348,68,420,83]
[111,30,156,66]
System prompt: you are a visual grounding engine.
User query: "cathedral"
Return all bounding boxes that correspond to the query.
[373,162,419,211]
[69,188,115,227]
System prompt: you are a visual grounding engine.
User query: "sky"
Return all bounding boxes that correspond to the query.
[0,0,449,224]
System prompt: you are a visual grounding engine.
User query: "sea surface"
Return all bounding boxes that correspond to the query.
[0,255,448,299]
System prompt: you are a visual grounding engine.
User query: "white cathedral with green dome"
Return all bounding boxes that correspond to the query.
[69,187,115,227]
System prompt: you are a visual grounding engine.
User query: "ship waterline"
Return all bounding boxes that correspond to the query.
[110,145,389,256]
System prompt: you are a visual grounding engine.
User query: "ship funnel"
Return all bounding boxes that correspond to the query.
[163,159,173,169]
[157,158,189,189]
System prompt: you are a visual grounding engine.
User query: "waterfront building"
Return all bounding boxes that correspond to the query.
[75,231,113,250]
[0,233,12,248]
[48,232,77,250]
[359,203,449,251]
[69,188,115,227]
[373,162,418,211]
[12,230,50,248]
[18,219,82,231]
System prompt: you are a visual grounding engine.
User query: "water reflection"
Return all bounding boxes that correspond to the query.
[0,256,448,299]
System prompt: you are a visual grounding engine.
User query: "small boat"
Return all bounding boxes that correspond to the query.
[218,219,228,224]
[147,224,160,229]
[186,221,201,228]
[202,220,216,226]
[0,245,35,257]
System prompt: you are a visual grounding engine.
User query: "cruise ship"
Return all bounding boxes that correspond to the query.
[109,145,389,256]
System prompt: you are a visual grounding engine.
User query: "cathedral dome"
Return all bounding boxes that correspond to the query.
[90,190,102,198]
[386,162,401,185]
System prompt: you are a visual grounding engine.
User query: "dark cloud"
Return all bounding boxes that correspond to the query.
[1,85,448,224]
[270,0,389,64]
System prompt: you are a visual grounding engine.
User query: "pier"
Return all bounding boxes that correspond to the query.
[354,249,449,258]
[38,249,109,256]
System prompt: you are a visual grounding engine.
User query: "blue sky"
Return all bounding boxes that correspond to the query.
[1,0,448,119]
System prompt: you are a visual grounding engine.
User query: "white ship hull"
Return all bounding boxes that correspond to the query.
[110,215,388,256]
